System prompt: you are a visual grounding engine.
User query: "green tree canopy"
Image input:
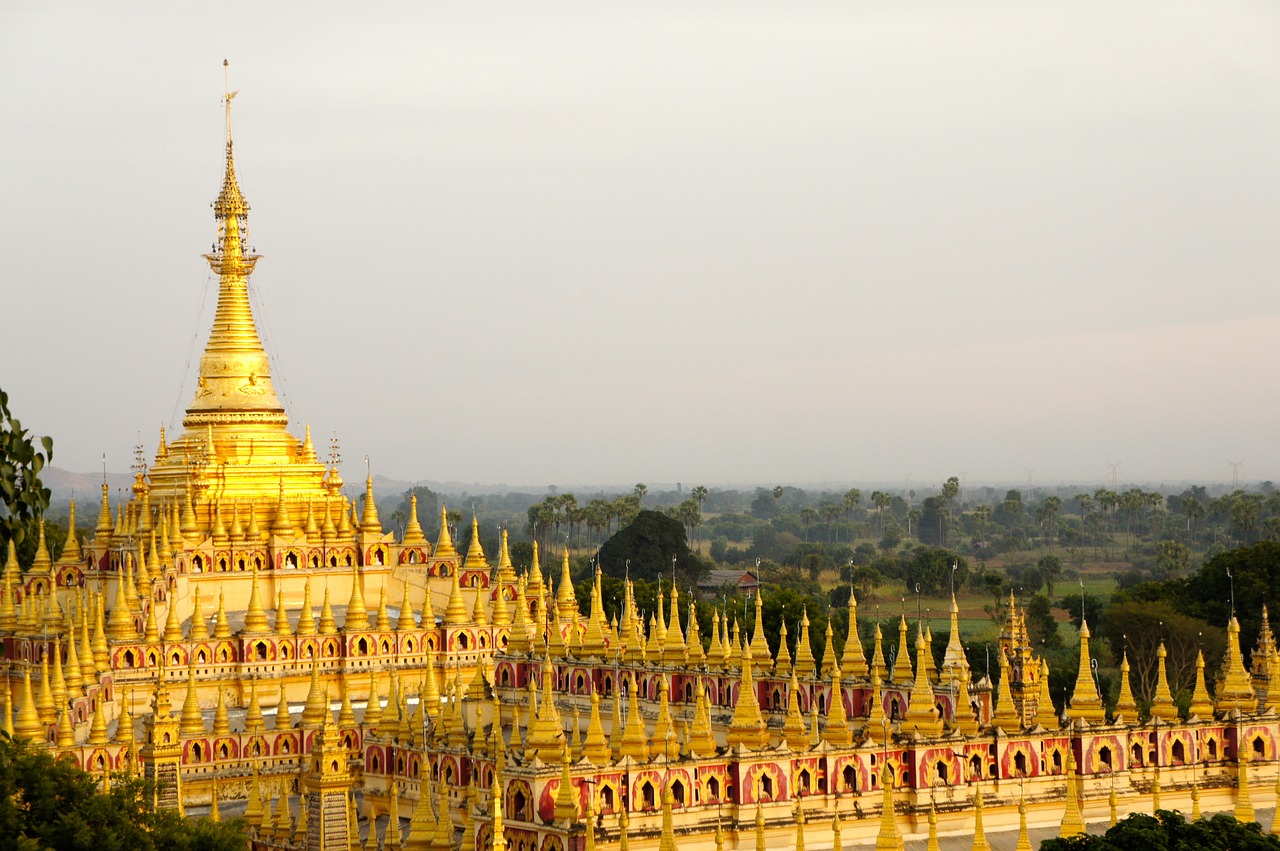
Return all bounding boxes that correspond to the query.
[901,547,968,596]
[598,510,705,586]
[1039,810,1279,851]
[0,389,53,558]
[0,733,245,851]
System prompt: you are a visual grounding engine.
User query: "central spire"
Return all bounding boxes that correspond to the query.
[185,60,286,429]
[139,64,336,515]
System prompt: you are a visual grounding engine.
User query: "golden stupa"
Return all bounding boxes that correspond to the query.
[1,70,1278,851]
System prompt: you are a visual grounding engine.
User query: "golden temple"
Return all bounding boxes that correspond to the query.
[1,75,1278,851]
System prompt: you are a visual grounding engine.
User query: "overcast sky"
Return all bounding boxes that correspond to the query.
[2,2,1278,490]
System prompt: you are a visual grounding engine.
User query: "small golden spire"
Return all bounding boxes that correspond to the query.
[773,616,793,675]
[246,678,264,732]
[618,673,648,761]
[552,743,579,822]
[782,668,808,749]
[142,598,160,644]
[464,515,490,574]
[0,679,13,738]
[583,687,610,764]
[794,608,817,678]
[1059,747,1085,837]
[904,625,941,737]
[64,631,84,694]
[1217,616,1257,712]
[651,675,679,760]
[91,594,109,673]
[1150,642,1179,720]
[1189,649,1214,718]
[822,619,839,679]
[188,584,209,640]
[434,506,457,558]
[50,642,67,708]
[13,669,41,740]
[212,689,230,736]
[396,580,417,631]
[243,567,271,634]
[824,667,853,747]
[890,616,913,684]
[34,655,56,727]
[344,572,370,631]
[1035,658,1058,729]
[55,709,76,749]
[875,764,902,851]
[402,493,428,547]
[106,571,135,641]
[843,593,868,679]
[163,594,184,642]
[375,585,392,632]
[359,475,381,534]
[747,590,768,659]
[0,548,16,632]
[1066,619,1105,722]
[274,589,291,636]
[990,651,1019,731]
[363,670,383,728]
[248,774,268,834]
[970,783,991,851]
[497,527,517,583]
[209,777,221,822]
[1113,651,1138,721]
[61,499,81,563]
[30,520,52,577]
[658,785,676,851]
[870,621,886,682]
[491,773,508,851]
[471,585,489,627]
[444,564,468,626]
[1234,745,1254,823]
[296,578,316,635]
[95,481,114,540]
[318,585,338,634]
[301,658,327,727]
[180,663,205,736]
[1015,791,1032,851]
[212,589,232,639]
[405,774,435,849]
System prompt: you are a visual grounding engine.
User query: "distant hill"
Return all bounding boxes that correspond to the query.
[42,467,134,507]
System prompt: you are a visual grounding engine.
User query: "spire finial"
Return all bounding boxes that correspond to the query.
[223,60,234,144]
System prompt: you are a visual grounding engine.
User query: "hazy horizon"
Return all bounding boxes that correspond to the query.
[4,3,1278,487]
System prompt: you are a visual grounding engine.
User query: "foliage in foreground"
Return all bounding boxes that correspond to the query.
[1039,810,1280,851]
[0,733,245,851]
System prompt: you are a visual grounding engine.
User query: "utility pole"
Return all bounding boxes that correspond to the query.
[1106,462,1121,490]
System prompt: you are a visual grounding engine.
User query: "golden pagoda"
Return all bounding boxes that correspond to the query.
[8,68,1280,851]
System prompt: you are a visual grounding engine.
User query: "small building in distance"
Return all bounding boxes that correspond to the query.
[698,567,760,597]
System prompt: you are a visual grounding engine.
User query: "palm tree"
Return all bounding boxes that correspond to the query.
[820,503,842,542]
[871,491,890,534]
[634,483,648,504]
[800,507,818,541]
[1036,496,1062,549]
[692,485,708,511]
[973,504,992,549]
[842,488,861,540]
[1182,495,1205,539]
